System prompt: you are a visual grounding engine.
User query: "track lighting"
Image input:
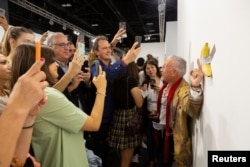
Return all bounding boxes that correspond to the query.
[49,19,54,25]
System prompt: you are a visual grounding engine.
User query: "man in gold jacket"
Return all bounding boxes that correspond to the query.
[155,55,203,167]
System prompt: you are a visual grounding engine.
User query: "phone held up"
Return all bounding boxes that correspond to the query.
[93,60,100,77]
[119,22,127,38]
[77,33,85,58]
[82,60,88,73]
[135,36,142,49]
[149,79,156,88]
[0,8,5,18]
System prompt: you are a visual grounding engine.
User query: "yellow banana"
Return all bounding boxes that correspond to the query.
[200,43,212,77]
[201,43,210,58]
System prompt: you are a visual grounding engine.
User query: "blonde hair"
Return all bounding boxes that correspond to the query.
[1,26,33,57]
[88,49,97,66]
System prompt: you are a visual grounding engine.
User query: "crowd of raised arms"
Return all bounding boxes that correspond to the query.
[0,13,204,167]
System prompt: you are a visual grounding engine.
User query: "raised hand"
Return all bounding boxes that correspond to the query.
[0,15,9,31]
[122,42,141,64]
[9,59,48,117]
[110,28,127,47]
[190,59,204,87]
[92,66,107,95]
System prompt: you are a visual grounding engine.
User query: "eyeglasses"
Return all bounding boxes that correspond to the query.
[53,42,70,48]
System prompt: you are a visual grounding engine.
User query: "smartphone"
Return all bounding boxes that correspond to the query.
[77,33,85,57]
[93,60,100,76]
[78,33,85,43]
[149,79,156,88]
[0,8,5,18]
[77,42,85,58]
[119,22,127,38]
[82,60,89,73]
[135,36,142,49]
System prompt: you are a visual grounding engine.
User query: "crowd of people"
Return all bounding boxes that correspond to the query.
[0,12,204,167]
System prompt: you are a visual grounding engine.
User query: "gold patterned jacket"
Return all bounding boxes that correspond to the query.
[171,79,203,167]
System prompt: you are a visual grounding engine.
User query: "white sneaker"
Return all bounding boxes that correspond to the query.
[141,141,147,149]
[131,154,139,163]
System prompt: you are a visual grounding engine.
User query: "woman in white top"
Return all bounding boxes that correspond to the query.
[140,57,163,167]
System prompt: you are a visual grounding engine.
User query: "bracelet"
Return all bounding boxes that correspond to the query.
[96,92,106,96]
[22,123,34,129]
[191,84,201,88]
[191,84,202,93]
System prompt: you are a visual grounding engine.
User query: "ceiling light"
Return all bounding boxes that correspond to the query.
[73,30,80,36]
[91,24,99,27]
[61,3,72,7]
[146,22,154,26]
[62,25,67,30]
[49,19,54,25]
[145,35,151,41]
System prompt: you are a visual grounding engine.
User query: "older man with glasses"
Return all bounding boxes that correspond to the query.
[47,33,71,71]
[47,32,91,112]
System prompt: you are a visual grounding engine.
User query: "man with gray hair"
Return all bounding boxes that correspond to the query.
[47,32,91,111]
[154,55,204,167]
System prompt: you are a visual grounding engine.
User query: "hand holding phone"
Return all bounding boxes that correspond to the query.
[82,60,89,73]
[93,60,100,76]
[119,22,127,38]
[149,79,156,88]
[135,36,142,49]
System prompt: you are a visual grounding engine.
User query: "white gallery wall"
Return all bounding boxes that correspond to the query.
[165,21,177,58]
[137,42,165,66]
[178,0,250,166]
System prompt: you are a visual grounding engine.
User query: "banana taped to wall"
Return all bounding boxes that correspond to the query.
[200,42,216,77]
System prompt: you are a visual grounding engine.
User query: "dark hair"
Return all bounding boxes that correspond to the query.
[146,54,153,60]
[143,57,161,83]
[10,43,57,89]
[136,57,145,67]
[1,26,34,56]
[115,62,139,84]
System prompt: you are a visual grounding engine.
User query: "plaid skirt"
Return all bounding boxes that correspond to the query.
[107,107,142,150]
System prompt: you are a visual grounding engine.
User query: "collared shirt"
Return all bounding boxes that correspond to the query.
[90,59,127,123]
[55,59,69,73]
[154,87,202,130]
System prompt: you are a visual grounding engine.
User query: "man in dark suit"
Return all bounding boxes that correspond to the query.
[47,32,91,112]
